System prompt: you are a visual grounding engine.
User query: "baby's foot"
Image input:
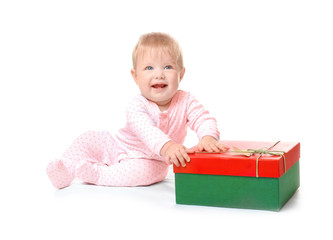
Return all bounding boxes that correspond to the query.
[75,161,100,185]
[46,159,73,189]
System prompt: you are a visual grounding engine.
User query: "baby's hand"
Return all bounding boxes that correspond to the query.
[160,141,194,167]
[197,136,229,152]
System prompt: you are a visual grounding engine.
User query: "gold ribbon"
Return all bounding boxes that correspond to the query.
[197,141,286,177]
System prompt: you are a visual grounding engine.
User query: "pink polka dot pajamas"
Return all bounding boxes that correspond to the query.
[47,90,220,188]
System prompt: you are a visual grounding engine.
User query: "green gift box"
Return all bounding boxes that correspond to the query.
[173,141,300,211]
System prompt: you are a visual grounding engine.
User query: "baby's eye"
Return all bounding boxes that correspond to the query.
[145,66,153,70]
[165,65,172,70]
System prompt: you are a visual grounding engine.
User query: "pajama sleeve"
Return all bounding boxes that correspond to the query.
[126,98,171,156]
[186,93,220,141]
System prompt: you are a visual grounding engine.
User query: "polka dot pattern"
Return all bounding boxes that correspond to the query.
[76,159,169,187]
[46,159,73,189]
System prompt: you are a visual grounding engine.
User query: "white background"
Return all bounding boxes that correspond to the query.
[1,0,332,239]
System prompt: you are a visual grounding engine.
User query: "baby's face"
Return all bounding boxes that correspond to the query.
[131,49,185,111]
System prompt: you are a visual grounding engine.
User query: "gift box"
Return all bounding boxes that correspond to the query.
[173,141,300,211]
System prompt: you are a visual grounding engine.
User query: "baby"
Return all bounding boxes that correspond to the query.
[47,32,228,189]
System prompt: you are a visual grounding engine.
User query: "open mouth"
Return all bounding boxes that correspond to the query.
[152,84,168,89]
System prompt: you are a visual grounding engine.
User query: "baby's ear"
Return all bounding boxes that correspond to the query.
[179,68,185,82]
[131,68,138,84]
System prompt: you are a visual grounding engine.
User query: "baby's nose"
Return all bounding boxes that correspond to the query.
[154,69,165,79]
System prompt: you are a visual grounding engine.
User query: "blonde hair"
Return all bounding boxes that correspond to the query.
[132,32,184,70]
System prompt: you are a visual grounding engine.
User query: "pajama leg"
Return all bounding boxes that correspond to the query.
[76,158,170,187]
[46,131,119,189]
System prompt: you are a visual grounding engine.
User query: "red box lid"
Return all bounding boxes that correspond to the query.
[173,141,300,178]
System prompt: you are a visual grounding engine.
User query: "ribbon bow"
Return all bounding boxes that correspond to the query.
[229,141,286,177]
